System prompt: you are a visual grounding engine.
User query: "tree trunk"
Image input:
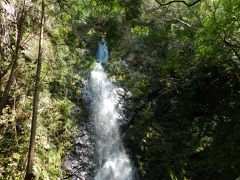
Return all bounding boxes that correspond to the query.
[25,0,45,179]
[0,0,26,113]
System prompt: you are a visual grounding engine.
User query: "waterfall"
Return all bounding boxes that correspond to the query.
[84,63,134,180]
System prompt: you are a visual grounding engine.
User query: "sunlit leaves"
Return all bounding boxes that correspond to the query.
[131,25,149,36]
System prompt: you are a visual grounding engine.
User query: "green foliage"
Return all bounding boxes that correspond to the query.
[1,0,240,179]
[0,0,87,178]
[106,17,125,47]
[131,25,149,36]
[58,99,71,118]
[0,92,78,179]
[105,0,240,179]
[125,0,142,21]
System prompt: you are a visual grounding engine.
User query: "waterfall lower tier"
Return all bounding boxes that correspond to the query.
[87,64,134,180]
[64,63,137,180]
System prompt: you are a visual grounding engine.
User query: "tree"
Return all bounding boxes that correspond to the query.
[0,0,26,113]
[25,0,45,179]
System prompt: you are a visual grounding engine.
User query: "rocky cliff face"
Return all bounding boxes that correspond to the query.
[63,121,96,180]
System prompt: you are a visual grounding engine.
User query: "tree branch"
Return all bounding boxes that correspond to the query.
[175,18,192,27]
[223,39,240,48]
[223,39,240,60]
[155,0,202,7]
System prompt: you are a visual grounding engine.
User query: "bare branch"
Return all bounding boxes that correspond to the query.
[175,18,192,27]
[155,0,202,7]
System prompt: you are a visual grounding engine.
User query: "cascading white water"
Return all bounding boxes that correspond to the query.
[85,63,133,180]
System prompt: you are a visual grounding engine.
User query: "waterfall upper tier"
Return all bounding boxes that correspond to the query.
[96,38,109,63]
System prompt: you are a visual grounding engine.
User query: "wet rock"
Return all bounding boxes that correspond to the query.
[63,122,96,180]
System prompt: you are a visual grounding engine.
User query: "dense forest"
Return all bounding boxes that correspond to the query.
[0,0,240,179]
